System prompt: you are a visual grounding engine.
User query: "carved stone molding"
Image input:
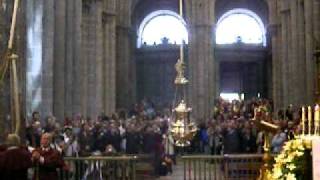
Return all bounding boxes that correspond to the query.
[267,23,280,36]
[101,11,116,25]
[83,0,102,12]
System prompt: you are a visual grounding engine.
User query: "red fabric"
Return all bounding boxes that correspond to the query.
[0,145,6,180]
[33,147,64,180]
[2,146,32,180]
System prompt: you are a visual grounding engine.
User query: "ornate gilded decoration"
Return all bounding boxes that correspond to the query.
[174,58,188,84]
[251,106,279,180]
[169,0,196,147]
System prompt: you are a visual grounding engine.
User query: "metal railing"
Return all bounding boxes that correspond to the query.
[182,154,267,180]
[55,156,138,180]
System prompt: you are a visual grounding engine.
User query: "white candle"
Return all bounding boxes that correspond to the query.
[302,106,305,135]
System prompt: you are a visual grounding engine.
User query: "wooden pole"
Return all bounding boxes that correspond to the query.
[8,0,19,50]
[11,54,20,135]
[7,0,20,135]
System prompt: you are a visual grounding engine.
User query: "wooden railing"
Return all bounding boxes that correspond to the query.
[58,156,138,180]
[182,154,268,180]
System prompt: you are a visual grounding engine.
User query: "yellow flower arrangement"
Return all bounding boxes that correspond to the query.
[271,138,311,180]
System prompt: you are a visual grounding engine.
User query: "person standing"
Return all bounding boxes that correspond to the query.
[2,134,32,180]
[32,133,64,180]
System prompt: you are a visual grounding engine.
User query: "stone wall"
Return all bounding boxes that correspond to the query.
[268,0,320,111]
[136,45,182,108]
[0,0,26,139]
[25,0,117,121]
[216,45,268,99]
[2,0,319,126]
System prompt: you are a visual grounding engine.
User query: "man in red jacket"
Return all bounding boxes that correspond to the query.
[32,133,64,180]
[2,134,32,180]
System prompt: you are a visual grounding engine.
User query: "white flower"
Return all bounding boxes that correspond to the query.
[286,173,296,180]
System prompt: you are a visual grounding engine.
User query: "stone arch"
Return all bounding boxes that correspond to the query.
[215,8,267,46]
[136,10,188,47]
[214,0,269,26]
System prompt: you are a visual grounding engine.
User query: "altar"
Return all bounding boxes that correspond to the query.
[270,105,320,180]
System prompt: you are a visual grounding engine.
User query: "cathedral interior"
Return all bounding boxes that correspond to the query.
[0,0,320,179]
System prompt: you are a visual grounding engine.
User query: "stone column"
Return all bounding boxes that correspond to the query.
[72,0,82,115]
[42,0,55,117]
[297,0,306,105]
[64,0,75,117]
[26,0,43,118]
[305,0,315,104]
[81,4,90,118]
[16,0,27,121]
[185,0,215,120]
[0,1,13,139]
[102,0,116,115]
[289,0,299,105]
[314,0,320,42]
[268,0,282,112]
[86,3,101,118]
[280,0,290,109]
[53,0,66,121]
[95,1,104,117]
[314,0,320,102]
[80,1,104,119]
[116,0,134,110]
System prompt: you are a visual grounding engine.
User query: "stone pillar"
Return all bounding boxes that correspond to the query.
[80,1,104,119]
[64,0,75,117]
[0,1,15,139]
[185,0,215,120]
[314,0,320,102]
[26,0,43,118]
[116,0,134,110]
[53,0,66,121]
[81,4,90,118]
[305,0,315,104]
[297,0,306,105]
[72,0,82,115]
[16,1,27,138]
[314,0,320,42]
[42,0,55,117]
[268,0,282,112]
[280,0,290,109]
[102,0,116,115]
[95,1,104,117]
[289,0,299,105]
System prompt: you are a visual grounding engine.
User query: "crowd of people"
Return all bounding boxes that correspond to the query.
[0,97,303,179]
[194,98,301,155]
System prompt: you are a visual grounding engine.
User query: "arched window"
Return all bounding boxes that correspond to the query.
[216,9,266,46]
[137,10,188,48]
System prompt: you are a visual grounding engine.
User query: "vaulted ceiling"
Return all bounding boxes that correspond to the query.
[131,0,269,28]
[131,0,179,30]
[215,0,268,24]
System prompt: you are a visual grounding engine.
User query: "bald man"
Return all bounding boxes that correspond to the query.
[32,133,64,180]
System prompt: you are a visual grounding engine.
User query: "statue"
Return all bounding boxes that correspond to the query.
[174,58,188,84]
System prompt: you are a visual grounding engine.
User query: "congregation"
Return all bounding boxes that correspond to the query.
[0,97,302,179]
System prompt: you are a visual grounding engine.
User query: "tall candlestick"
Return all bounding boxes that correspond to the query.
[315,105,320,134]
[302,106,305,135]
[308,106,312,135]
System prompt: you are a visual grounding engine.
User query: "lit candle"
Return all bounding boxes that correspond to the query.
[302,106,305,135]
[315,104,320,134]
[308,106,312,135]
[315,105,319,122]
